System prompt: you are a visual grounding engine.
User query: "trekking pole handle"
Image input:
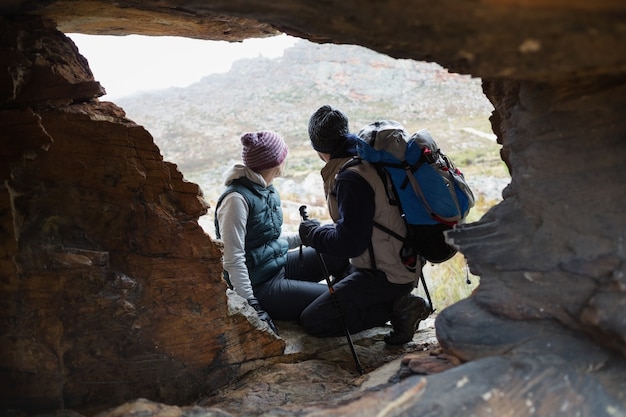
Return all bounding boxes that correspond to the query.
[299,205,309,221]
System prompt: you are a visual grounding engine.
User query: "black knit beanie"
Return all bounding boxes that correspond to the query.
[308,105,349,153]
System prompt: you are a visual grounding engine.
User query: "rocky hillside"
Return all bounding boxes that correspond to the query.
[116,39,508,233]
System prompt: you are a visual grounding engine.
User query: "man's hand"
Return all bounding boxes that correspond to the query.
[299,218,320,246]
[247,297,279,335]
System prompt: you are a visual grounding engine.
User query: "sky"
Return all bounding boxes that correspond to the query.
[69,33,299,100]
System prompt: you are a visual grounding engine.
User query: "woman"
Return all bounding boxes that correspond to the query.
[215,130,348,335]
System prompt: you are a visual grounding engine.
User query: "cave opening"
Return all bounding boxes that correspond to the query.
[5,4,625,415]
[68,32,510,311]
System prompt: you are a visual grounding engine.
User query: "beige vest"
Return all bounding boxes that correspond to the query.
[320,157,420,285]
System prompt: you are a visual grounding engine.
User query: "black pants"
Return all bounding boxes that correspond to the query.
[254,247,349,321]
[300,268,414,337]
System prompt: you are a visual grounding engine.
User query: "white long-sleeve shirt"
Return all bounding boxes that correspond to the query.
[216,164,301,300]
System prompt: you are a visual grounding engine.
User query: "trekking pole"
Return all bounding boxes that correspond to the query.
[299,205,364,375]
[418,257,436,314]
[419,267,436,314]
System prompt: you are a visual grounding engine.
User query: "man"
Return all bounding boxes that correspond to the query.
[299,105,431,345]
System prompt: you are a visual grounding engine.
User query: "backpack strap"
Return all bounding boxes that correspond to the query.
[398,158,427,191]
[372,163,401,207]
[403,163,461,226]
[368,242,377,271]
[372,220,404,242]
[330,156,362,196]
[336,156,362,175]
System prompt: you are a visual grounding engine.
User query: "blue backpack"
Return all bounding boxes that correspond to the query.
[356,120,475,266]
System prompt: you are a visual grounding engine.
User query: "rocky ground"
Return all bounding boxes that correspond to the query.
[192,314,457,416]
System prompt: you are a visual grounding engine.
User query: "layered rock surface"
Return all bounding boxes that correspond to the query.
[0,16,284,414]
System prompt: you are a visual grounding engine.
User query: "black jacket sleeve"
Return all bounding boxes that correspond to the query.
[308,169,375,258]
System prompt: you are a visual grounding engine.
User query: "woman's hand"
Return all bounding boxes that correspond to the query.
[247,297,279,335]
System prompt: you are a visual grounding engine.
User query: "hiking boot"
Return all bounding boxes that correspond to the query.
[384,294,431,346]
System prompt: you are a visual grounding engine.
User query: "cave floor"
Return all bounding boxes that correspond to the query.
[196,316,458,415]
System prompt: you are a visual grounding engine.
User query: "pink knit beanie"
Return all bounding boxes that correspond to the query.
[240,130,288,171]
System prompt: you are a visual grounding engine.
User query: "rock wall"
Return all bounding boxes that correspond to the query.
[443,75,626,358]
[1,0,626,416]
[434,75,626,415]
[0,16,284,414]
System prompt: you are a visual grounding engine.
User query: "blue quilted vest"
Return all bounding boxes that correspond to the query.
[215,177,288,286]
